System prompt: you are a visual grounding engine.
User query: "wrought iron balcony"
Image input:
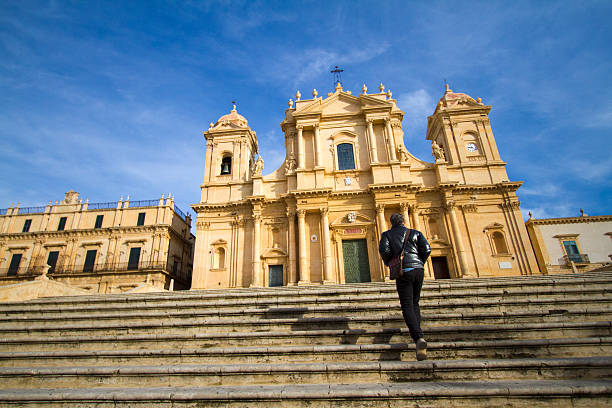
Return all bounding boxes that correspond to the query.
[0,261,192,285]
[564,253,590,265]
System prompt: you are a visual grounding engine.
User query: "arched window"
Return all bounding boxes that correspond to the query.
[214,247,226,269]
[337,143,355,170]
[492,231,509,254]
[220,156,232,175]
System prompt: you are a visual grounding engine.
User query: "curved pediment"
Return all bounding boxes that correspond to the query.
[330,211,374,227]
[483,222,504,231]
[261,247,287,258]
[211,238,228,246]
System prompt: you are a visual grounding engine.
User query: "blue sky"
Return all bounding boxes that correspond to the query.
[1,1,611,221]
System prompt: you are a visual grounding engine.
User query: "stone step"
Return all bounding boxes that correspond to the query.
[2,283,610,317]
[1,295,609,328]
[0,380,610,407]
[0,357,610,389]
[1,308,610,339]
[3,272,611,311]
[1,321,609,352]
[1,337,610,367]
[2,292,609,323]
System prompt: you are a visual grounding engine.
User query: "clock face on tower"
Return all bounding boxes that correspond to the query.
[466,143,478,152]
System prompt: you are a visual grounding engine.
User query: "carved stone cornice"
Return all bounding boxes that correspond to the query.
[461,204,478,213]
[526,215,612,226]
[444,200,457,210]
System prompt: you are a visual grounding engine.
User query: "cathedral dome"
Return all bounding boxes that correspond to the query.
[214,105,249,129]
[434,84,483,113]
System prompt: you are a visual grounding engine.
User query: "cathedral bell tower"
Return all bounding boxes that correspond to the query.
[426,85,509,185]
[200,105,258,204]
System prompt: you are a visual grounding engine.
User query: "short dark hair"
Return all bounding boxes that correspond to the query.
[390,213,404,227]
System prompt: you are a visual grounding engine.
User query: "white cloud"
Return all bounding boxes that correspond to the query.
[397,89,434,138]
[519,183,561,197]
[569,158,612,182]
[521,203,576,221]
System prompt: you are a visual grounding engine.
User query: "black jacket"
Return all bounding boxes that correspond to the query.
[379,225,431,269]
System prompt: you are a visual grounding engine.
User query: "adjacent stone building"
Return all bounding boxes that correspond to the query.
[191,83,540,289]
[0,191,194,293]
[526,211,612,274]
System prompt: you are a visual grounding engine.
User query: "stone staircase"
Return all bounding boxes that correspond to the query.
[0,272,611,407]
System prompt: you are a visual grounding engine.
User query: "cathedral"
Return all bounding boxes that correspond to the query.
[191,82,540,289]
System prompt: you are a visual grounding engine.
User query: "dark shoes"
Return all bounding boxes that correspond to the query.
[416,338,427,361]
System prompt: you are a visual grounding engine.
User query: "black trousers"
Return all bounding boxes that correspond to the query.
[395,267,425,343]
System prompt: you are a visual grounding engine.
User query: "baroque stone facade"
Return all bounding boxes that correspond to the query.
[0,191,194,293]
[191,83,540,289]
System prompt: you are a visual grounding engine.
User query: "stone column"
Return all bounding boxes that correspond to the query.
[400,203,411,228]
[446,201,470,277]
[251,212,263,287]
[366,119,378,163]
[320,208,333,284]
[313,124,322,167]
[376,204,386,236]
[297,125,305,169]
[410,204,421,231]
[287,209,297,285]
[385,119,397,161]
[297,209,310,284]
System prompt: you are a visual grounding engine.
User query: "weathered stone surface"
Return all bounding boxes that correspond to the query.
[0,272,611,406]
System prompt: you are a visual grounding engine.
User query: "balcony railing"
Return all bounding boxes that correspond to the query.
[0,265,47,277]
[18,206,48,214]
[129,199,159,208]
[88,201,118,210]
[0,261,191,284]
[564,253,590,265]
[174,204,189,221]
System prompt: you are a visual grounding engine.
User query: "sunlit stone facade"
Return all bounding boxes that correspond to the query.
[526,212,612,274]
[191,83,540,289]
[0,191,194,293]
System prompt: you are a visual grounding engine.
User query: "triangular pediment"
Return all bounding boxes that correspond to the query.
[359,94,394,108]
[294,92,395,118]
[295,92,362,116]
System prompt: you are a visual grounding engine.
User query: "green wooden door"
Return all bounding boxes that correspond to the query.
[269,265,283,287]
[342,239,371,283]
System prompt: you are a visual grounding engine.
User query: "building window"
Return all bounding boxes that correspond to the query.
[83,249,97,273]
[47,251,59,273]
[22,219,32,233]
[492,231,509,254]
[337,143,355,170]
[57,217,67,231]
[214,247,226,269]
[137,212,145,226]
[563,240,582,263]
[94,215,103,229]
[128,247,141,270]
[8,254,22,276]
[221,156,232,175]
